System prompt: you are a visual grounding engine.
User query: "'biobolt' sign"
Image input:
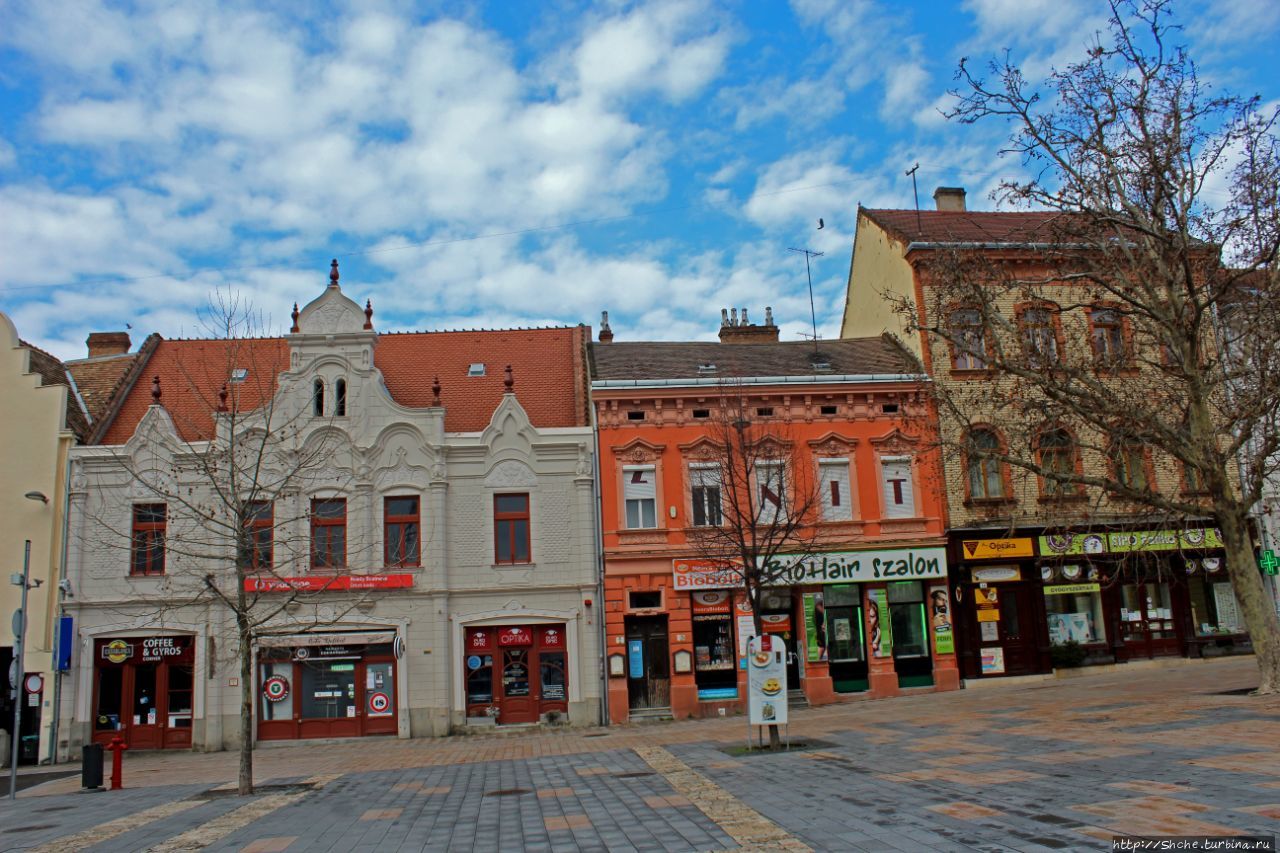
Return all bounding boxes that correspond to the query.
[746,635,788,726]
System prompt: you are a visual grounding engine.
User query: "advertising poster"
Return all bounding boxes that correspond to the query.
[868,589,892,658]
[802,592,828,662]
[980,646,1006,674]
[929,585,954,655]
[1213,583,1243,632]
[746,635,788,726]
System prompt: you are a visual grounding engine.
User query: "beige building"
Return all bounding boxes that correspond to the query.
[60,266,601,756]
[842,188,1246,680]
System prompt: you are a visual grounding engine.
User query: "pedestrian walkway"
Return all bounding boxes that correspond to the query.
[0,657,1276,851]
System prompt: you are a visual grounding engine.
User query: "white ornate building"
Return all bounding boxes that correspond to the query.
[59,264,601,754]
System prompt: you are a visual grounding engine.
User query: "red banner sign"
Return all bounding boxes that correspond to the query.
[467,629,491,650]
[691,590,732,615]
[243,573,414,593]
[498,626,533,646]
[539,626,564,647]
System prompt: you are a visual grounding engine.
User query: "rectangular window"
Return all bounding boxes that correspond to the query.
[818,459,853,522]
[240,500,273,571]
[880,457,915,519]
[384,496,420,567]
[690,464,722,527]
[1090,307,1128,366]
[494,493,531,564]
[310,498,346,570]
[887,581,928,659]
[130,504,166,576]
[1019,307,1059,367]
[623,465,657,529]
[948,308,988,370]
[756,461,785,524]
[1114,442,1149,491]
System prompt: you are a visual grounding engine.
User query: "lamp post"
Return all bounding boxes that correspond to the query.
[9,490,47,800]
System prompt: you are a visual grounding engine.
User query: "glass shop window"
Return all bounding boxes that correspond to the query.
[300,659,356,719]
[1044,589,1107,644]
[824,584,864,662]
[887,581,929,659]
[466,655,495,706]
[259,661,293,722]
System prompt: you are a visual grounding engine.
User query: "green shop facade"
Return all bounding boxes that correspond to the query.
[948,526,1255,679]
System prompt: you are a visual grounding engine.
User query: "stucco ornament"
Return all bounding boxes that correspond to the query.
[375,447,428,489]
[575,444,592,477]
[484,459,537,488]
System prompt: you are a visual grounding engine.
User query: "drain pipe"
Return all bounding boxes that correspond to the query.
[589,399,609,727]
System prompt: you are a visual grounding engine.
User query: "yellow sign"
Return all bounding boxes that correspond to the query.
[103,639,132,664]
[962,538,1034,559]
[976,609,1001,622]
[1044,583,1102,596]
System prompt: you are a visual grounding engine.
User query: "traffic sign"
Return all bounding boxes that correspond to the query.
[1261,550,1279,576]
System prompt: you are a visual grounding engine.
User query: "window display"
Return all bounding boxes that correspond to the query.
[1189,576,1245,634]
[887,581,928,658]
[692,590,737,700]
[824,585,864,662]
[1044,585,1106,644]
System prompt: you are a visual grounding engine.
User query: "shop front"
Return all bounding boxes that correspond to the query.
[463,624,568,725]
[952,526,1248,679]
[92,635,195,750]
[257,632,400,741]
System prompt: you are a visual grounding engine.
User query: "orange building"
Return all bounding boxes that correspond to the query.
[590,310,957,723]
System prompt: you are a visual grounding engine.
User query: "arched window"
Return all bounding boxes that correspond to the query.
[947,308,988,370]
[966,428,1005,500]
[1111,438,1150,492]
[335,379,347,417]
[1036,428,1076,497]
[312,379,325,417]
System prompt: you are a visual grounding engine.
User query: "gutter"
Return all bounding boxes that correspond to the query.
[591,373,924,390]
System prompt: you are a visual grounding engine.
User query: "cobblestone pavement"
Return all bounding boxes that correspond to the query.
[0,657,1277,852]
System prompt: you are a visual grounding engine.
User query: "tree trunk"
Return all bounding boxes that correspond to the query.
[237,612,254,795]
[1218,510,1280,694]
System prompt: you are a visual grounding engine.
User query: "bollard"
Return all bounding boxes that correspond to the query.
[106,737,128,790]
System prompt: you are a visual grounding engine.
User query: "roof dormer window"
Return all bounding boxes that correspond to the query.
[468,363,486,377]
[697,363,717,375]
[230,368,249,383]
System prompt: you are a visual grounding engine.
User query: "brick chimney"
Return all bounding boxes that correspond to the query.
[598,310,613,343]
[718,306,779,344]
[86,331,131,358]
[933,187,966,212]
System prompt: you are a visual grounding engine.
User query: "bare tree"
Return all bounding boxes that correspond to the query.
[79,294,374,793]
[683,385,826,747]
[903,0,1280,691]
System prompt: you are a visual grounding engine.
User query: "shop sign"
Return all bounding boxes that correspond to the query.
[674,548,947,590]
[746,635,788,726]
[867,589,892,658]
[929,585,954,655]
[672,559,740,590]
[981,647,1005,674]
[467,629,491,650]
[368,691,392,716]
[262,675,290,702]
[539,626,564,647]
[101,639,133,664]
[962,538,1034,560]
[1261,550,1279,575]
[1039,528,1223,556]
[498,627,533,646]
[243,573,415,593]
[141,636,192,662]
[802,593,826,662]
[691,590,733,615]
[761,613,791,632]
[294,645,363,660]
[971,566,1020,583]
[1044,583,1102,596]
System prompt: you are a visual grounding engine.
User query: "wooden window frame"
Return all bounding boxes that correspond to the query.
[310,498,347,571]
[1087,304,1134,371]
[689,464,722,528]
[1015,301,1064,369]
[130,503,167,576]
[964,427,1013,505]
[494,493,531,565]
[384,495,421,568]
[240,500,273,571]
[946,306,990,374]
[1035,427,1086,502]
[1110,439,1156,494]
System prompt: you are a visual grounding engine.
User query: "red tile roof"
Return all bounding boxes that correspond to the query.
[66,351,145,426]
[861,208,1076,245]
[98,327,589,445]
[21,340,90,440]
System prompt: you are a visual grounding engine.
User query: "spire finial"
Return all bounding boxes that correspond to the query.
[329,258,339,287]
[364,299,373,330]
[217,383,228,412]
[151,375,162,403]
[290,302,300,333]
[504,364,514,392]
[432,375,441,404]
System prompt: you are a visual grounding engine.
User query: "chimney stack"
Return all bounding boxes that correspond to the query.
[718,307,779,344]
[86,331,131,358]
[598,310,613,343]
[933,186,966,212]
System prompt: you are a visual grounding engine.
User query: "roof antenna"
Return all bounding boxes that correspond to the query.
[905,162,921,232]
[788,247,824,355]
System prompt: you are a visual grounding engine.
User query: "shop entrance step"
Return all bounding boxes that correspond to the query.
[787,690,809,709]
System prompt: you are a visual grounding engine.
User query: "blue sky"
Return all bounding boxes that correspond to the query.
[2,0,1278,360]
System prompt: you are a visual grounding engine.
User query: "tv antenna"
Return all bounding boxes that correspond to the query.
[906,162,922,231]
[788,247,824,354]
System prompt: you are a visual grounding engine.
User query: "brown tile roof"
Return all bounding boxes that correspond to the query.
[861,208,1076,246]
[97,327,590,445]
[19,340,90,440]
[589,336,915,383]
[66,351,143,425]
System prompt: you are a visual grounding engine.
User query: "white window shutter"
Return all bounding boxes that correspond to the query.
[689,463,720,488]
[623,466,656,501]
[756,461,785,523]
[880,456,915,519]
[819,460,853,521]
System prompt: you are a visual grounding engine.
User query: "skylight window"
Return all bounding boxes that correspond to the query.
[230,368,249,383]
[697,363,717,375]
[468,363,486,377]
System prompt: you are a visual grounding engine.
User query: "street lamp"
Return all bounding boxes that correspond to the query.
[9,490,47,799]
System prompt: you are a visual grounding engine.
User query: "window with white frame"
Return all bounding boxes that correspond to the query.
[756,461,785,524]
[689,464,722,527]
[623,465,657,529]
[880,456,915,519]
[818,459,853,521]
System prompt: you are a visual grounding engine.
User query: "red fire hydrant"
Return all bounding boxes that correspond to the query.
[107,737,128,790]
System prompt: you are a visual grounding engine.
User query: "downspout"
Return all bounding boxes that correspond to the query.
[590,399,609,727]
[48,444,73,764]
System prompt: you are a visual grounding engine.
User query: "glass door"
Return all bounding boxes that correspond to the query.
[1121,582,1180,658]
[363,661,396,735]
[299,659,359,738]
[94,666,125,744]
[130,663,161,749]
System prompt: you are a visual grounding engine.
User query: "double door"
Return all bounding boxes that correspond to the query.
[1119,582,1182,658]
[626,616,670,710]
[94,661,193,750]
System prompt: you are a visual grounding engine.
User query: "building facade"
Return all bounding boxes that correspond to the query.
[591,310,956,724]
[59,266,601,755]
[842,189,1247,680]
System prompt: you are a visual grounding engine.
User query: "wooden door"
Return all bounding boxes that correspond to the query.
[995,584,1041,676]
[363,660,397,735]
[498,648,537,723]
[128,663,162,749]
[1120,582,1181,658]
[626,616,670,710]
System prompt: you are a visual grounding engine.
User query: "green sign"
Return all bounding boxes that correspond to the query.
[1262,550,1279,576]
[803,593,826,662]
[868,589,892,658]
[1039,528,1223,556]
[1044,583,1103,595]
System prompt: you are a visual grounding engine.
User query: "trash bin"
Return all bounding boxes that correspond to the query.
[82,743,103,789]
[19,735,38,765]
